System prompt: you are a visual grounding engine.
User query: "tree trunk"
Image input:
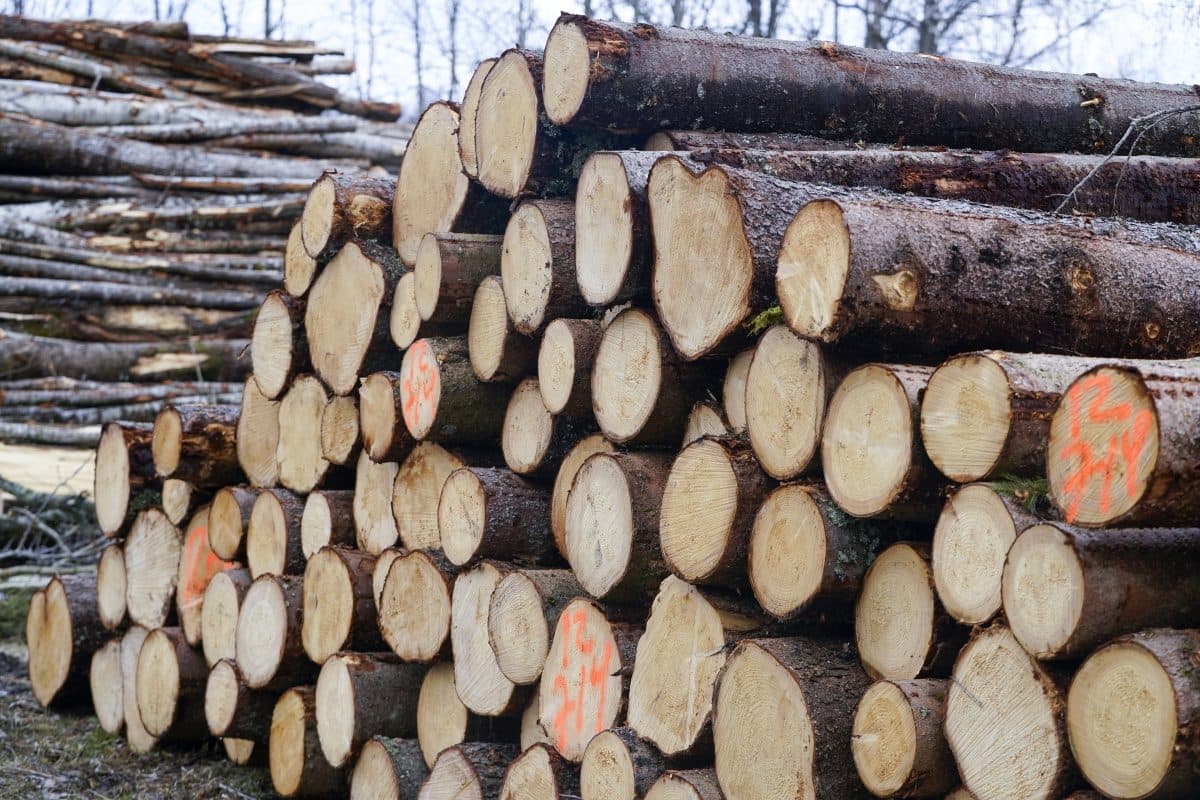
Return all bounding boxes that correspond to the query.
[151,403,240,485]
[236,376,281,488]
[246,488,307,578]
[550,434,614,559]
[96,544,127,631]
[474,48,637,199]
[124,508,183,629]
[359,371,418,463]
[414,233,501,324]
[204,658,277,741]
[823,364,944,519]
[714,637,872,800]
[251,290,309,400]
[378,549,455,663]
[931,483,1040,627]
[300,172,393,259]
[351,736,429,800]
[851,679,958,798]
[300,489,356,559]
[314,652,425,768]
[94,420,155,536]
[592,309,719,445]
[210,485,265,561]
[856,542,966,681]
[1003,523,1200,659]
[422,743,522,800]
[539,596,642,761]
[565,450,674,602]
[452,561,531,717]
[277,374,333,493]
[501,743,581,800]
[542,14,1200,156]
[0,331,250,383]
[467,275,539,384]
[201,567,252,667]
[1047,361,1200,528]
[501,198,588,334]
[89,638,125,735]
[660,435,774,588]
[488,568,582,686]
[26,573,103,708]
[393,100,508,266]
[1068,628,1200,799]
[538,318,601,416]
[269,686,347,799]
[305,240,406,395]
[321,393,361,466]
[777,191,1200,360]
[398,336,511,443]
[439,467,554,567]
[134,626,208,741]
[501,377,594,478]
[236,574,314,690]
[644,130,856,151]
[944,625,1077,800]
[301,546,384,663]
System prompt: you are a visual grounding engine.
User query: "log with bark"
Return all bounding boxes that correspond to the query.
[487,569,582,686]
[120,625,157,752]
[399,336,512,444]
[550,433,614,559]
[538,596,641,761]
[300,172,393,259]
[458,58,497,179]
[26,573,102,708]
[392,442,501,551]
[419,742,522,800]
[591,308,718,445]
[209,485,265,561]
[350,737,429,800]
[124,508,183,629]
[134,626,208,741]
[538,318,602,417]
[353,450,400,554]
[823,364,942,519]
[0,330,250,383]
[452,561,530,717]
[542,13,1200,155]
[93,420,155,536]
[416,661,522,768]
[304,240,405,395]
[245,488,306,577]
[851,679,958,799]
[944,624,1076,800]
[200,567,252,666]
[501,377,591,478]
[269,686,347,799]
[713,637,872,800]
[392,101,507,266]
[89,638,125,735]
[96,543,127,630]
[235,574,314,690]
[644,130,857,151]
[1046,360,1200,528]
[359,371,418,463]
[439,467,555,566]
[204,658,277,741]
[660,435,774,588]
[564,450,673,602]
[301,546,384,663]
[1067,628,1200,799]
[151,402,240,485]
[580,727,688,800]
[500,743,581,800]
[300,489,355,558]
[251,290,308,400]
[501,198,589,335]
[321,393,361,466]
[1002,523,1200,659]
[467,275,539,384]
[414,232,501,324]
[314,651,424,768]
[276,374,333,493]
[378,549,455,663]
[236,376,282,488]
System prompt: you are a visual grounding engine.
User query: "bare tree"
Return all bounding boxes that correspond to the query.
[412,0,427,110]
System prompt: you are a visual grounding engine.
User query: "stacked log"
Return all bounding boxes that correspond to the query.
[26,13,1200,800]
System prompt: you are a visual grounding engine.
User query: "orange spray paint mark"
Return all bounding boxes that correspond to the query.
[179,524,235,611]
[550,608,619,752]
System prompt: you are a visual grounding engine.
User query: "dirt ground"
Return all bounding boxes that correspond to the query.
[0,585,275,800]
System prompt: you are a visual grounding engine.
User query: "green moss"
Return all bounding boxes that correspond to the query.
[0,588,33,641]
[744,306,782,336]
[988,474,1050,514]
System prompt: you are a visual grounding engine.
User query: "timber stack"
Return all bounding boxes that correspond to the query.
[0,15,406,450]
[25,12,1200,800]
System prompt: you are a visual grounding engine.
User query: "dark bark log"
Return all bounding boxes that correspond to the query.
[537,318,601,416]
[501,198,588,334]
[135,626,210,742]
[645,130,857,151]
[269,686,347,799]
[246,488,307,578]
[351,737,428,800]
[314,651,425,767]
[501,743,581,800]
[152,403,241,486]
[439,467,554,567]
[94,420,155,537]
[399,336,511,444]
[424,743,522,800]
[543,14,1200,156]
[204,659,277,741]
[414,233,502,324]
[301,172,394,259]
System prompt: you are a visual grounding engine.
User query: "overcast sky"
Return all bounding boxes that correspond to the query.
[9,0,1200,120]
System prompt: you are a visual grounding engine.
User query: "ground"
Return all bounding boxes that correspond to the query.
[0,585,275,800]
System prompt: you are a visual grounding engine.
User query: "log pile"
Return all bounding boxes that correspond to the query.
[0,15,406,451]
[24,13,1200,800]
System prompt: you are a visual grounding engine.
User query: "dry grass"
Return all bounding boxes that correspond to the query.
[0,586,274,800]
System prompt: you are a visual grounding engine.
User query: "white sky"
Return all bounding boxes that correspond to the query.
[9,0,1200,120]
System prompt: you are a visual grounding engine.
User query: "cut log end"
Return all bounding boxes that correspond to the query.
[379,550,452,663]
[1001,524,1083,659]
[1047,366,1159,527]
[27,577,80,707]
[542,19,590,126]
[645,771,723,800]
[360,372,413,463]
[398,339,443,440]
[575,152,636,306]
[539,597,628,761]
[592,308,663,443]
[277,375,331,493]
[97,544,127,631]
[851,681,919,797]
[300,174,337,258]
[162,479,196,526]
[501,202,556,334]
[747,484,828,620]
[395,101,469,265]
[203,658,241,737]
[314,654,360,768]
[538,319,580,415]
[476,50,540,199]
[487,572,552,686]
[550,435,613,559]
[822,365,914,517]
[305,242,391,395]
[90,640,125,735]
[301,547,361,664]
[269,687,345,799]
[177,506,232,645]
[683,403,727,447]
[932,484,1019,625]
[151,406,183,478]
[301,490,353,559]
[501,743,576,800]
[579,729,639,800]
[452,562,518,717]
[393,442,465,551]
[251,291,303,400]
[945,626,1070,800]
[417,662,469,768]
[389,271,422,349]
[649,157,752,361]
[439,468,489,565]
[121,626,157,753]
[351,737,429,800]
[322,394,360,466]
[921,354,1014,482]
[237,377,281,488]
[468,275,520,382]
[246,490,298,579]
[459,59,498,179]
[660,438,744,583]
[856,543,938,681]
[745,326,828,480]
[284,222,318,297]
[1067,635,1186,799]
[502,378,555,475]
[94,422,133,535]
[223,738,258,766]
[723,348,754,434]
[201,569,248,667]
[776,198,850,342]
[235,576,291,689]
[564,453,635,599]
[210,486,252,562]
[135,628,191,737]
[354,450,400,554]
[124,508,183,629]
